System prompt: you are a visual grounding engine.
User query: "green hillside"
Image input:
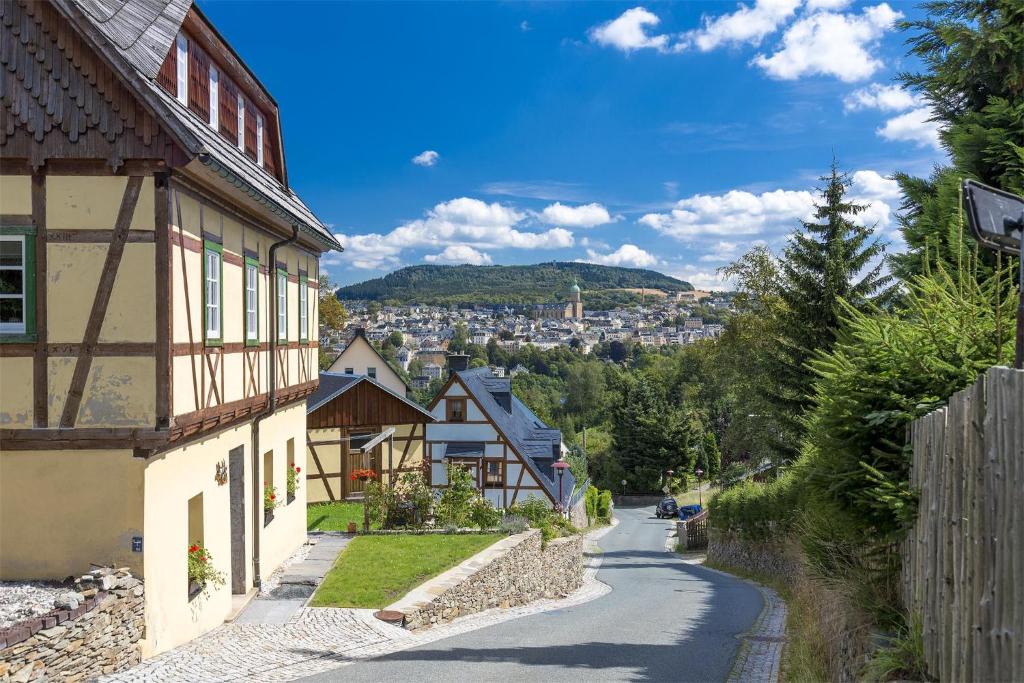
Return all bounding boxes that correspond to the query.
[335,262,693,307]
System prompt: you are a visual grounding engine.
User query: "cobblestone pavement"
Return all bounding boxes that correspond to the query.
[103,526,614,683]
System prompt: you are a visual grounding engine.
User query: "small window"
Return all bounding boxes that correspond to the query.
[203,241,222,344]
[236,93,245,151]
[484,461,503,488]
[256,112,265,166]
[0,233,35,338]
[175,33,188,105]
[286,438,296,504]
[187,492,204,598]
[208,64,219,128]
[263,450,275,525]
[344,367,354,375]
[367,367,376,379]
[299,274,308,342]
[276,270,287,342]
[447,398,467,423]
[245,257,259,345]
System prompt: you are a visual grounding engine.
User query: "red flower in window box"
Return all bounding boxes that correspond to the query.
[351,468,377,482]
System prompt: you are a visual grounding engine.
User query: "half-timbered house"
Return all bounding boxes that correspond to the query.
[305,372,433,503]
[325,328,409,396]
[0,0,340,654]
[425,364,575,509]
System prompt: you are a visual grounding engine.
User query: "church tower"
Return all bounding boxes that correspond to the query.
[569,279,583,319]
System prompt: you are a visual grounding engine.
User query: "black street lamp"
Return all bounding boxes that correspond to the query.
[553,459,570,513]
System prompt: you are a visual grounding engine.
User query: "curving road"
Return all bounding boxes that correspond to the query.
[299,506,764,682]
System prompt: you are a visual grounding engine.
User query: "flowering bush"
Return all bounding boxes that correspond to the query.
[264,482,278,512]
[435,465,477,528]
[286,463,301,496]
[366,472,434,529]
[187,543,226,592]
[351,468,377,482]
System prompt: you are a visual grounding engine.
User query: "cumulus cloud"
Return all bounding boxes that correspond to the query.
[582,244,660,268]
[682,0,801,52]
[588,7,669,53]
[539,202,615,228]
[425,245,493,266]
[412,150,440,167]
[844,83,918,112]
[752,4,902,82]
[641,171,903,245]
[640,189,817,239]
[333,197,574,270]
[667,264,734,291]
[877,107,942,150]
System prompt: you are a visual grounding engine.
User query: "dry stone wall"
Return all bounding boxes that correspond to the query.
[707,529,803,581]
[0,568,144,682]
[399,530,584,630]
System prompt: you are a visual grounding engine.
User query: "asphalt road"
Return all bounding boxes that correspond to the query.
[298,506,764,682]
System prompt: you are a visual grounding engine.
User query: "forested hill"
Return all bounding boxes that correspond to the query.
[335,262,693,306]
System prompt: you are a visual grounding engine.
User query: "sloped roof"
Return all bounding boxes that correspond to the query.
[307,373,432,421]
[456,367,575,505]
[72,0,190,80]
[56,0,340,252]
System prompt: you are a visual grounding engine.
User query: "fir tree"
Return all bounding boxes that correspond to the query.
[772,162,893,450]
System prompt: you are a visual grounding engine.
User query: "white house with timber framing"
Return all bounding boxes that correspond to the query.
[425,362,575,509]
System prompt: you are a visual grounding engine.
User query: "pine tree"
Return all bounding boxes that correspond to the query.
[703,431,721,477]
[611,376,692,491]
[771,162,893,450]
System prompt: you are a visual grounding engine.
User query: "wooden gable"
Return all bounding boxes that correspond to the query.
[0,1,180,168]
[307,380,432,429]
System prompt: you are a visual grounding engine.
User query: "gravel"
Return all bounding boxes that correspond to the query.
[0,581,71,628]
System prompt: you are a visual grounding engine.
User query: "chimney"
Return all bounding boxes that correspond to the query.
[446,353,470,375]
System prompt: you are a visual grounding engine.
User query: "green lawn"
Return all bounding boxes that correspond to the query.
[310,534,502,608]
[307,502,377,532]
[674,486,719,508]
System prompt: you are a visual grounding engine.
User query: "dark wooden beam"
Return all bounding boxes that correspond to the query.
[32,172,47,428]
[59,177,143,428]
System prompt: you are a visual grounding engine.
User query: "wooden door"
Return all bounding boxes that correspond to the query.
[347,431,380,497]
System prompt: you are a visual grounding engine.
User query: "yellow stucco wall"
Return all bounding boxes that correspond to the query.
[326,336,406,395]
[0,450,145,580]
[140,401,307,656]
[0,358,33,427]
[0,175,30,214]
[46,176,154,231]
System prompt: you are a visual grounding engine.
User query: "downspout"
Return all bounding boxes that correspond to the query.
[250,226,299,589]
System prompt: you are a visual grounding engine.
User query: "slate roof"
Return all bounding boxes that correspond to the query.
[307,372,433,419]
[57,0,340,252]
[455,367,575,506]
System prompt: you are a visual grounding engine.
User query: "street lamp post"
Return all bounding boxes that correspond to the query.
[553,459,570,514]
[695,468,704,508]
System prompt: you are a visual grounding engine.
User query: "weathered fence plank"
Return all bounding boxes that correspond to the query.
[903,367,1023,683]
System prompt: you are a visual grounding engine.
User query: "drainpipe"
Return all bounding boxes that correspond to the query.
[250,226,299,589]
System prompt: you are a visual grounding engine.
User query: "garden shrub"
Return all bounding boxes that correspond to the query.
[597,489,612,521]
[585,486,599,524]
[365,472,433,529]
[499,513,528,534]
[435,465,477,528]
[708,472,805,542]
[469,496,501,530]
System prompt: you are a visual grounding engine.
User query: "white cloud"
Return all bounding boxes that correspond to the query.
[539,202,615,228]
[844,83,919,112]
[582,244,660,268]
[851,170,901,202]
[877,107,942,150]
[682,0,801,52]
[667,265,734,291]
[640,189,817,239]
[699,240,747,262]
[752,4,902,82]
[425,245,493,266]
[588,7,669,53]
[332,197,574,270]
[412,150,440,167]
[806,0,853,9]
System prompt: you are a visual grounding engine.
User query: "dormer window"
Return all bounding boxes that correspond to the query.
[236,94,245,151]
[208,65,219,128]
[175,34,188,105]
[256,113,264,166]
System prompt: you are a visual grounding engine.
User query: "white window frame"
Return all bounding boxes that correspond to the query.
[298,276,307,341]
[204,244,222,343]
[256,112,265,165]
[276,270,287,342]
[208,64,219,128]
[237,93,245,151]
[0,235,27,335]
[175,33,188,105]
[245,260,259,344]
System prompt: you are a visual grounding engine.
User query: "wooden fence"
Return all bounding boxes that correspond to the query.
[902,366,1023,683]
[677,509,709,550]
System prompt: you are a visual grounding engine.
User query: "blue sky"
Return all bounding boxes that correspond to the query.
[200,0,943,289]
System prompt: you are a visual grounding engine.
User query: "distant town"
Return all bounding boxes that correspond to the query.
[324,284,735,390]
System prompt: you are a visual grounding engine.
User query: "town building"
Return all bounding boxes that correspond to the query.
[424,361,575,509]
[0,0,339,655]
[325,328,408,396]
[531,280,584,320]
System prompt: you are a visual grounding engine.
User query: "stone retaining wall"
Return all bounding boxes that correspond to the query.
[390,530,584,630]
[0,569,144,682]
[707,529,804,582]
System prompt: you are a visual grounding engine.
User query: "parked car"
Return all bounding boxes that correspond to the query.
[678,504,702,520]
[656,497,679,519]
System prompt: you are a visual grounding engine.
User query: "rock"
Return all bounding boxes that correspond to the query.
[54,593,82,610]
